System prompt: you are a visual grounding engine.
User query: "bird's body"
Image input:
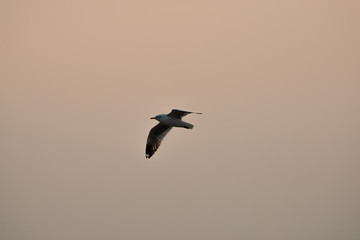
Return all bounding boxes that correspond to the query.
[153,114,194,129]
[145,109,201,158]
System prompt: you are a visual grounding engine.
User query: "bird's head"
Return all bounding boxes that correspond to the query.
[150,115,164,122]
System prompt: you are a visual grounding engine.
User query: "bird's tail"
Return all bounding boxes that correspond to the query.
[183,122,194,129]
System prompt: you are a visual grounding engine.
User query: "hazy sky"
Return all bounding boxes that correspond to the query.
[1,1,359,239]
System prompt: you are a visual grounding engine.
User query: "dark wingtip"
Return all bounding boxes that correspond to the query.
[145,145,153,159]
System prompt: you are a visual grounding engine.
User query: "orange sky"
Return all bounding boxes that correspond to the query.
[1,1,359,239]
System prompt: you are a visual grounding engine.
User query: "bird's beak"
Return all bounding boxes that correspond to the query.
[150,117,155,119]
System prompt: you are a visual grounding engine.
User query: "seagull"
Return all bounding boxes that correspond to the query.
[145,109,202,158]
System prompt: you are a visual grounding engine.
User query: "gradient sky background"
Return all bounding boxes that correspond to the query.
[1,1,359,239]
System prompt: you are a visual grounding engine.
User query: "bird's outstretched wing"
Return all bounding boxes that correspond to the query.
[167,109,202,119]
[146,123,173,158]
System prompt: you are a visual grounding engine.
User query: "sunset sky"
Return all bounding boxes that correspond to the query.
[1,1,359,239]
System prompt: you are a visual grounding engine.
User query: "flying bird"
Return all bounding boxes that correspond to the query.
[145,109,202,158]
